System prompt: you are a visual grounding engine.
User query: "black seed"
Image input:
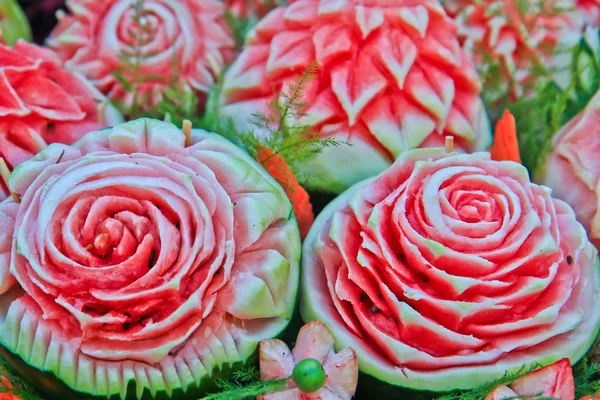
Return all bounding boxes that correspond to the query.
[148,249,157,269]
[56,149,66,164]
[421,274,429,283]
[122,322,131,331]
[567,255,573,265]
[124,312,131,318]
[359,293,367,302]
[175,222,181,229]
[371,305,380,314]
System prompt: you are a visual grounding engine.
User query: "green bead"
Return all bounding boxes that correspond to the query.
[292,358,327,393]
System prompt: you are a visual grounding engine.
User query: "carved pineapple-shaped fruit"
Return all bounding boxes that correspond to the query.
[219,0,491,193]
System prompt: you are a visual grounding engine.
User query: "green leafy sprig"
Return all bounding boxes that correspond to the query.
[201,367,289,400]
[434,363,544,400]
[0,355,45,400]
[201,61,351,191]
[574,357,600,398]
[509,27,600,179]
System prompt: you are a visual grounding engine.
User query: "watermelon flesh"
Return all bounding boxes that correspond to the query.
[300,148,600,392]
[258,321,358,400]
[219,0,491,193]
[0,118,301,399]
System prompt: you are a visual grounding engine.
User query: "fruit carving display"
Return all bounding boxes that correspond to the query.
[220,0,491,193]
[300,147,600,392]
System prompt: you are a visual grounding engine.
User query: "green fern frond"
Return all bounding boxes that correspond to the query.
[574,357,600,398]
[202,61,351,190]
[435,364,543,400]
[202,367,289,400]
[0,356,45,400]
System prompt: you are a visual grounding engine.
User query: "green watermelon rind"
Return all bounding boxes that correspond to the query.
[299,175,600,393]
[0,342,258,400]
[0,121,302,400]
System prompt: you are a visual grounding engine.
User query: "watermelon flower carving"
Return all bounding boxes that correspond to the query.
[443,0,582,105]
[258,321,358,400]
[300,148,600,392]
[541,90,600,250]
[577,0,600,26]
[219,0,491,193]
[485,359,574,400]
[0,40,121,201]
[0,118,301,398]
[47,0,235,115]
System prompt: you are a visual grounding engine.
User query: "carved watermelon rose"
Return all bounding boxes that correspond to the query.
[577,0,600,26]
[47,0,235,115]
[0,118,301,398]
[541,90,600,250]
[443,0,582,104]
[300,148,600,393]
[0,40,121,201]
[220,0,491,193]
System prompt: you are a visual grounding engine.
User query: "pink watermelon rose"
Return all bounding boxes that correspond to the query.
[258,321,358,400]
[0,118,301,398]
[485,359,574,400]
[47,0,235,114]
[541,90,600,250]
[0,40,121,201]
[219,0,491,193]
[577,0,600,26]
[443,0,582,104]
[300,148,600,392]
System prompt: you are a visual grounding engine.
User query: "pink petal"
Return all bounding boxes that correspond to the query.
[0,200,18,294]
[259,388,302,400]
[323,348,358,400]
[12,74,85,121]
[484,385,518,400]
[0,72,28,117]
[292,321,335,364]
[260,338,295,380]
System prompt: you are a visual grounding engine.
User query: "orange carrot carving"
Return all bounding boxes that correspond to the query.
[490,110,522,164]
[256,146,314,239]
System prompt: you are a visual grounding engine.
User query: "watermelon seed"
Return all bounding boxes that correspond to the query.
[123,322,131,331]
[567,255,573,265]
[148,249,157,269]
[56,149,66,164]
[124,312,131,317]
[176,222,180,229]
[371,305,380,314]
[421,274,429,283]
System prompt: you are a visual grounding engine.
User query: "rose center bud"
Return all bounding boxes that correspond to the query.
[82,208,160,267]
